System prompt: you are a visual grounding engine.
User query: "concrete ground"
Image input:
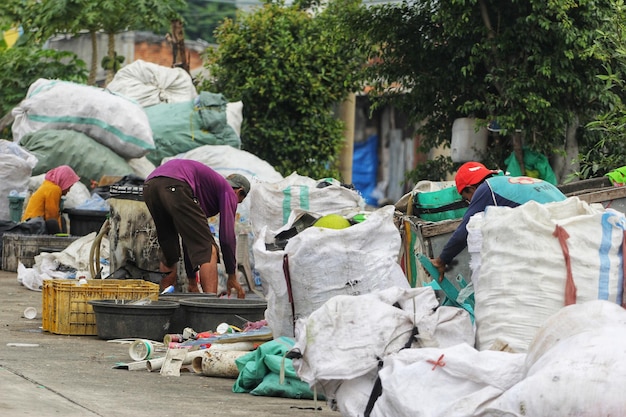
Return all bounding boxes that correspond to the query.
[0,270,337,417]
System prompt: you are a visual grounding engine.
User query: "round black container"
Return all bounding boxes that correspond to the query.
[88,299,179,340]
[159,293,216,334]
[178,297,267,334]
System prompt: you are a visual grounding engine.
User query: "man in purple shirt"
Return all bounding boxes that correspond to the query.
[143,159,250,297]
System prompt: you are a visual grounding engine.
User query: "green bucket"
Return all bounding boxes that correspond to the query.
[8,195,25,223]
[413,187,468,222]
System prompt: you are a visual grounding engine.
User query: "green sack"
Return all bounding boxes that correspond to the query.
[144,91,241,166]
[20,129,134,188]
[413,186,468,222]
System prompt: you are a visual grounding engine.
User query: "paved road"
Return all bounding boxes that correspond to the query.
[0,270,337,417]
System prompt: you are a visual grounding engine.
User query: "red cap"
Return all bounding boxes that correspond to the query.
[455,162,496,194]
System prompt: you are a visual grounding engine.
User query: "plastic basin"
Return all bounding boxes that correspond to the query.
[159,293,216,334]
[88,299,179,340]
[178,297,267,334]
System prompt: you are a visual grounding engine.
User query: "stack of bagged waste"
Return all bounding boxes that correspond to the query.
[289,195,626,416]
[249,172,412,338]
[11,78,154,187]
[106,60,244,167]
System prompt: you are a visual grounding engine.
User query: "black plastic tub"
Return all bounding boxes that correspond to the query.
[159,293,216,334]
[178,297,267,334]
[64,208,108,236]
[88,299,179,340]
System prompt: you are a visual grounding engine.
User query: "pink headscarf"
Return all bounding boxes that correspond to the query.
[45,165,80,191]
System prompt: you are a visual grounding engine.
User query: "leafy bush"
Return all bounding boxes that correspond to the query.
[201,0,366,179]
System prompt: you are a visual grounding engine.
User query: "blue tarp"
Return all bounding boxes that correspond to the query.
[352,134,378,206]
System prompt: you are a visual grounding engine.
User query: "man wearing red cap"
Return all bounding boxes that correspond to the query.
[432,161,566,278]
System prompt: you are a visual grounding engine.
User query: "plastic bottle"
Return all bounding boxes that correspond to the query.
[129,296,152,305]
[160,285,175,294]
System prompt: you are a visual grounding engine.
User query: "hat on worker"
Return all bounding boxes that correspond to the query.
[454,162,497,194]
[226,174,251,196]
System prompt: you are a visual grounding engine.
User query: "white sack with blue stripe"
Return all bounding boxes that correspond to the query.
[474,197,626,352]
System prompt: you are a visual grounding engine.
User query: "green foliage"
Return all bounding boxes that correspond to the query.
[201,0,367,179]
[345,0,619,181]
[179,0,237,44]
[3,0,184,84]
[577,2,626,179]
[0,44,87,132]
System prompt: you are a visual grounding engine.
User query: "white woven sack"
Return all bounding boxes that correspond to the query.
[253,205,408,338]
[466,212,484,289]
[291,286,474,402]
[12,78,154,159]
[371,344,526,417]
[0,140,38,221]
[486,301,626,416]
[162,144,283,183]
[475,197,626,352]
[106,60,198,107]
[334,370,379,417]
[248,172,365,239]
[291,286,432,395]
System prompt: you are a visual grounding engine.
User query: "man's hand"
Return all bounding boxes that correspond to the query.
[226,273,246,299]
[430,257,447,282]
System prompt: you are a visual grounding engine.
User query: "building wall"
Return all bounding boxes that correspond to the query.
[47,31,209,85]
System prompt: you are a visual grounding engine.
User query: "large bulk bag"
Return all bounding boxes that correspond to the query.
[143,92,241,166]
[20,129,134,188]
[12,79,154,159]
[474,198,626,352]
[106,60,198,107]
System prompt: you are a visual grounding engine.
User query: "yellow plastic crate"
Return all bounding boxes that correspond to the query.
[42,279,159,335]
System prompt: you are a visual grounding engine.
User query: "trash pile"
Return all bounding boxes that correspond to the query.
[286,195,626,416]
[4,61,626,415]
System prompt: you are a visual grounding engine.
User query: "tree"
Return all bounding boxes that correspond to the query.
[578,1,626,179]
[0,43,87,135]
[202,0,367,179]
[345,0,620,183]
[182,0,237,44]
[0,9,87,134]
[3,0,185,85]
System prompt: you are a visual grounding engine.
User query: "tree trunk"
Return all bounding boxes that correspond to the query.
[0,111,15,135]
[512,130,525,175]
[88,30,98,86]
[551,115,580,184]
[170,19,190,74]
[105,32,116,86]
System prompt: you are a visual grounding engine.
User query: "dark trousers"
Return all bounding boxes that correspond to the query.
[143,177,216,272]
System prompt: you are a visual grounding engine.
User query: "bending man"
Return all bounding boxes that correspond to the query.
[143,159,250,297]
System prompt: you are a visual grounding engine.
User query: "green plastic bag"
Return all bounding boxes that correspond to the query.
[606,166,626,186]
[505,147,557,185]
[233,336,321,400]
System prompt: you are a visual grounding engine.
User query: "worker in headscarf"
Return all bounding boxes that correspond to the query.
[431,161,567,279]
[22,165,80,235]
